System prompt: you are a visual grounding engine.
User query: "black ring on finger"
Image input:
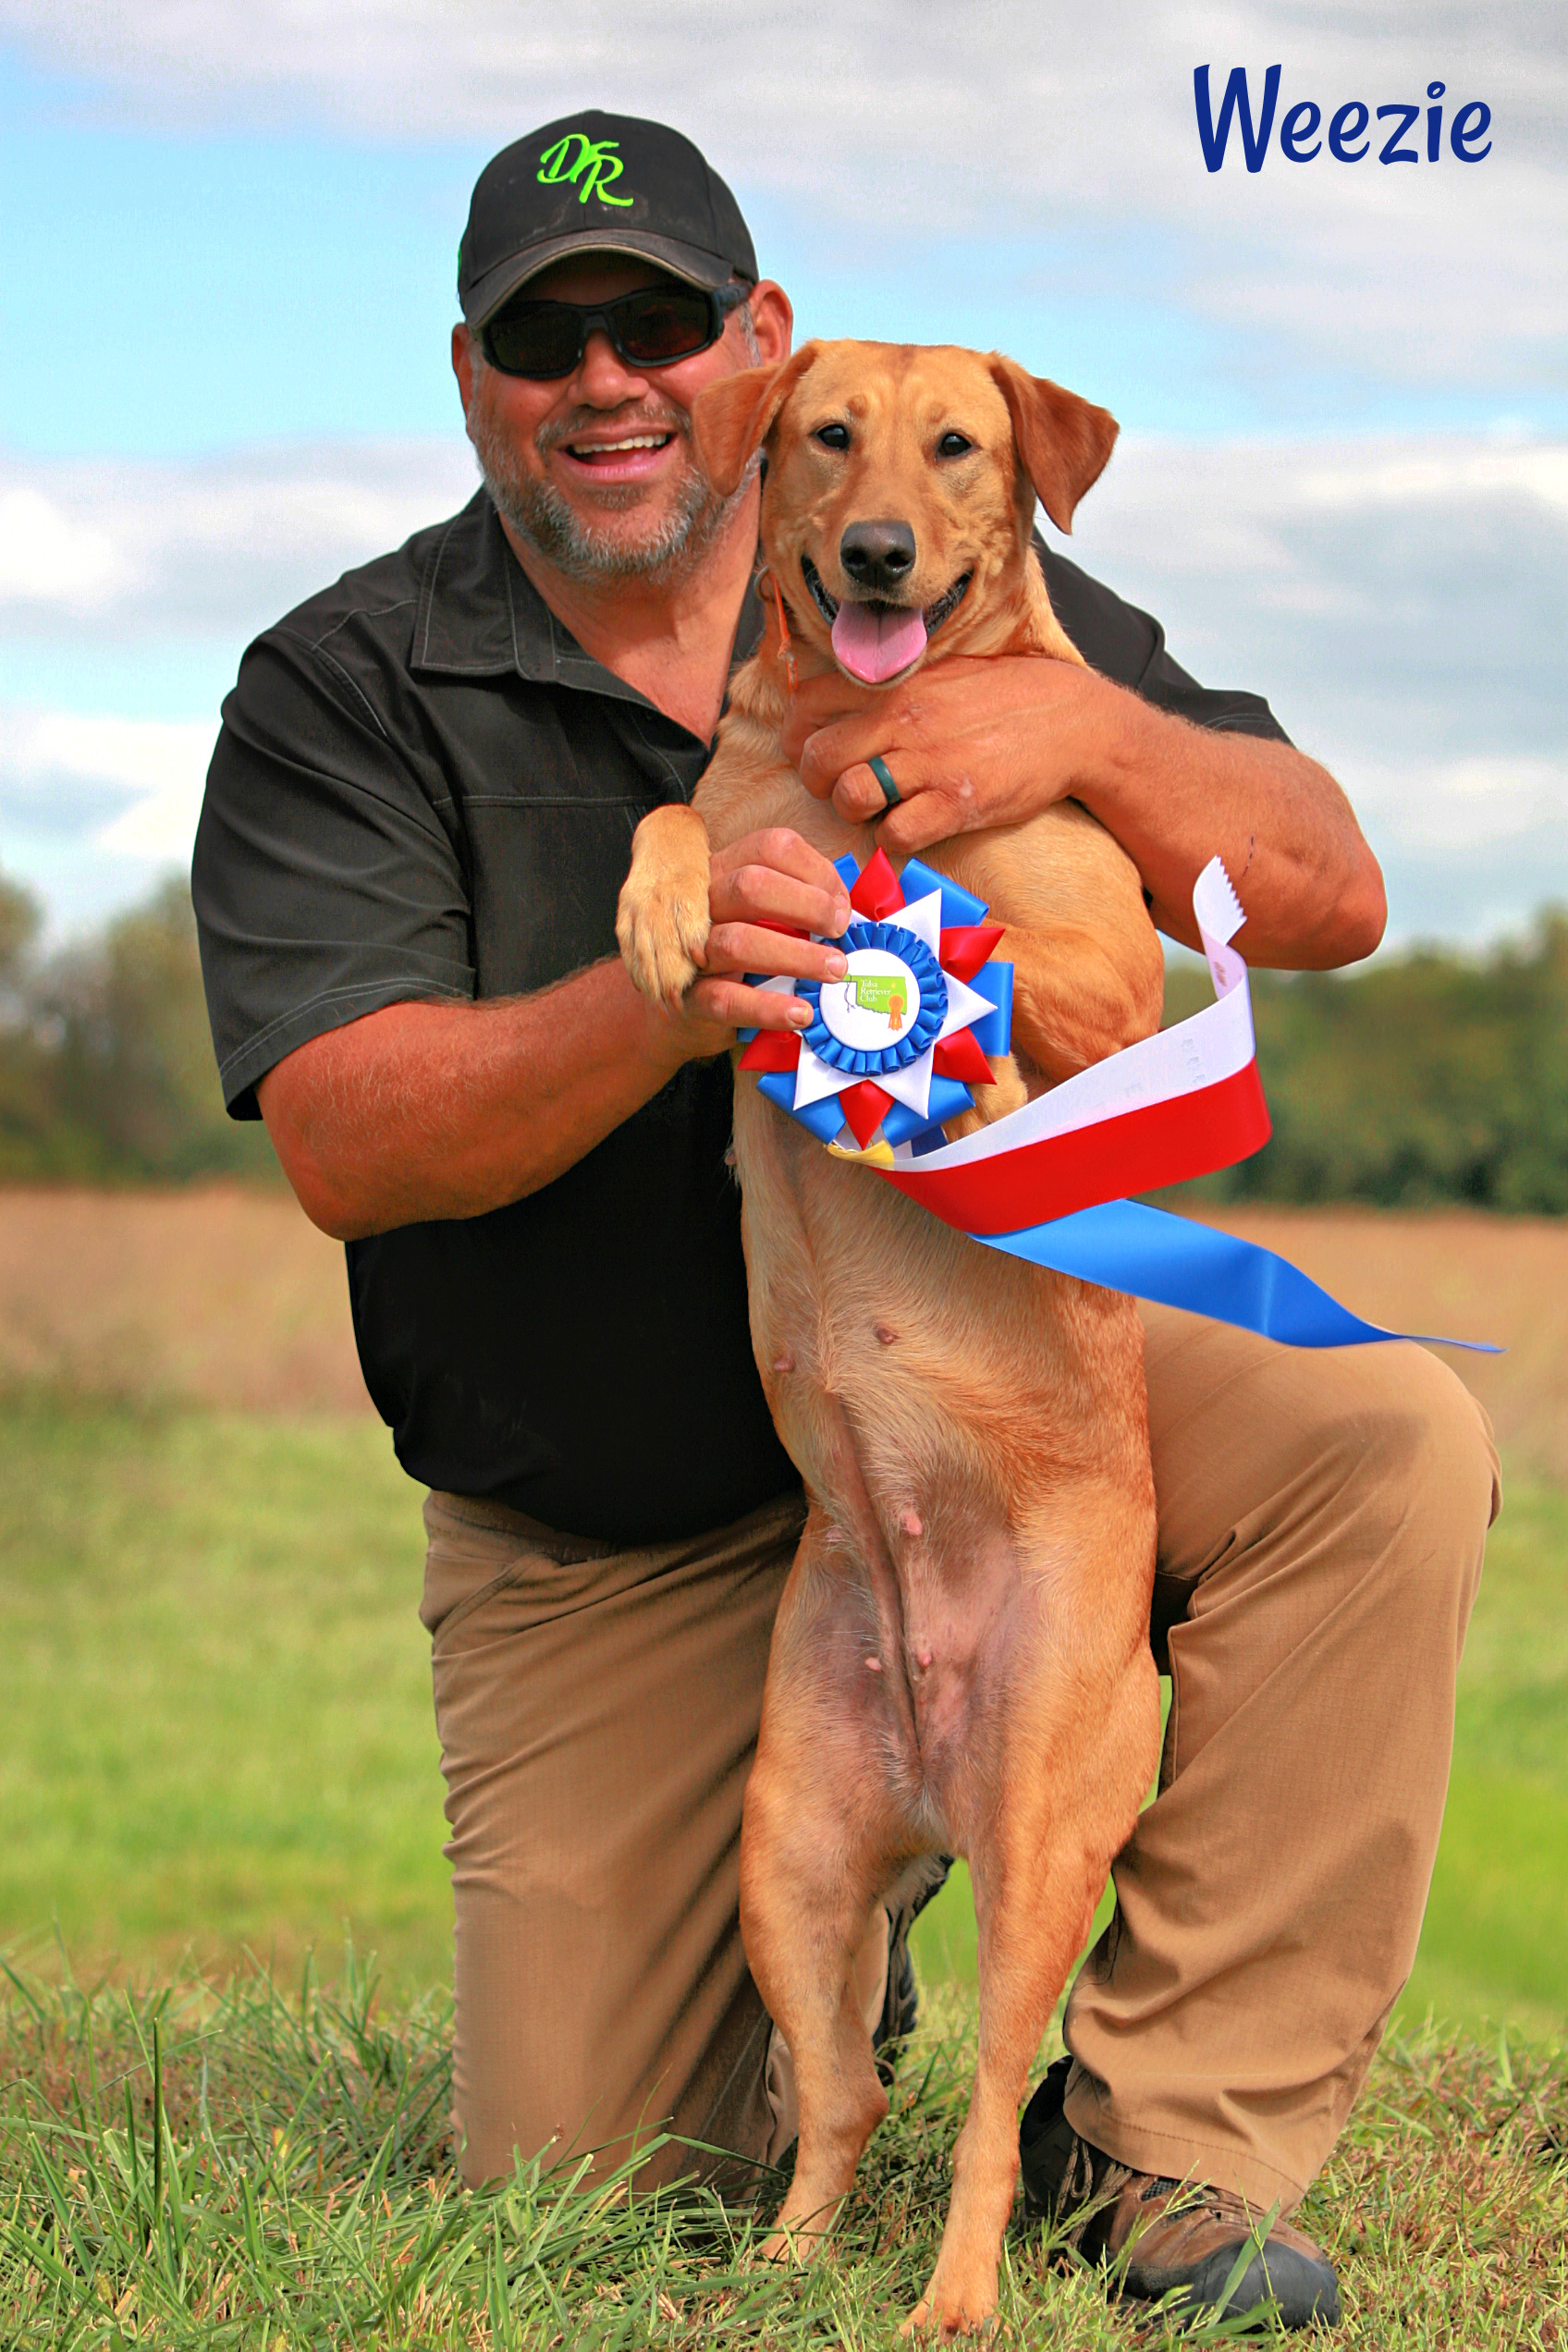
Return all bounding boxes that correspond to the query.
[867,753,900,810]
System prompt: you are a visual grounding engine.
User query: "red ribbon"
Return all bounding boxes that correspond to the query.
[881,1060,1272,1233]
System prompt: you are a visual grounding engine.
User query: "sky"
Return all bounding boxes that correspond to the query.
[1,1,1564,949]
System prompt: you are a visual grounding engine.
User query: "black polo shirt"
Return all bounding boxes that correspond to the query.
[192,488,1286,1543]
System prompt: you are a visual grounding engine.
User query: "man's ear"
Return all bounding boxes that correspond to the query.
[692,343,821,496]
[986,356,1119,534]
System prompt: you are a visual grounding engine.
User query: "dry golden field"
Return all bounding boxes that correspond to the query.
[0,1182,371,1415]
[0,1182,1561,1471]
[1187,1201,1568,1482]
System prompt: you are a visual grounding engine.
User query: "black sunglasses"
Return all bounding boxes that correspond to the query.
[479,282,749,380]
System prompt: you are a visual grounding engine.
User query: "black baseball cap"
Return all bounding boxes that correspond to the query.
[458,111,759,329]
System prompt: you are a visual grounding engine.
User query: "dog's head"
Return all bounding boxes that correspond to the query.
[693,339,1117,686]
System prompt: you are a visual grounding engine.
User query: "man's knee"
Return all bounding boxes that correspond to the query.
[1317,1345,1499,1626]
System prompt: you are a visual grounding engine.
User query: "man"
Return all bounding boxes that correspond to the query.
[192,111,1498,2328]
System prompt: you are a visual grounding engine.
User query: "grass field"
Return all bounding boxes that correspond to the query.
[2,1186,1566,2342]
[0,1397,442,1991]
[3,1960,1564,2348]
[5,1184,1567,1472]
[3,1391,1563,2042]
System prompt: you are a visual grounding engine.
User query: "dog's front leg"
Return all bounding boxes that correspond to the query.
[616,802,715,1006]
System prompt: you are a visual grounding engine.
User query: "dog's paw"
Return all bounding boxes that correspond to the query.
[615,806,714,1006]
[901,2267,998,2338]
[758,2217,829,2268]
[900,2297,996,2340]
[617,877,711,1005]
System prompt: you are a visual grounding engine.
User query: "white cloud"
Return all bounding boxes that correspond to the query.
[0,487,133,609]
[1063,423,1568,938]
[1296,444,1568,516]
[1349,754,1568,856]
[1070,425,1568,761]
[0,708,218,861]
[7,0,1563,173]
[1348,756,1568,946]
[0,440,478,639]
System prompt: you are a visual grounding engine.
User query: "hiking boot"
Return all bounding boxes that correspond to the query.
[1019,2055,1341,2331]
[872,1856,951,2084]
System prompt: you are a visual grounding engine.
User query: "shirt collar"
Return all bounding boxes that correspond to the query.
[410,488,763,710]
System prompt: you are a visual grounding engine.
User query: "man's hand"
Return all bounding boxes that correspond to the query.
[781,655,1387,971]
[783,655,1089,849]
[684,827,853,1034]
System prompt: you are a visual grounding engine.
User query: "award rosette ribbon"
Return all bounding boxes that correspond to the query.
[737,844,1012,1154]
[738,849,1497,1356]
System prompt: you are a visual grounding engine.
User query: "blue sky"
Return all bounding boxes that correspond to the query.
[1,5,1564,943]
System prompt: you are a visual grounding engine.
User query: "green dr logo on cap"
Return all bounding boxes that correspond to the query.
[536,132,635,207]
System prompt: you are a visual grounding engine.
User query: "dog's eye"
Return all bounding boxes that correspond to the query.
[937,432,974,459]
[814,423,851,452]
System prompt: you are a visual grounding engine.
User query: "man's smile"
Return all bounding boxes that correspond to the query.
[552,423,682,485]
[569,432,670,450]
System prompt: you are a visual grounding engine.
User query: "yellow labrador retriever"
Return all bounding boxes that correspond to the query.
[618,340,1164,2335]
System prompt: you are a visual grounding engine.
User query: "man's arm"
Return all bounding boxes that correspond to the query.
[257,832,852,1240]
[196,611,854,1243]
[782,654,1387,970]
[259,962,688,1240]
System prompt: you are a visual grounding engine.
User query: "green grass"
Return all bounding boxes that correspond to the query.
[1404,1480,1568,2040]
[1,1394,1566,2343]
[2,1392,1565,2042]
[1,1958,1564,2348]
[0,1393,443,1990]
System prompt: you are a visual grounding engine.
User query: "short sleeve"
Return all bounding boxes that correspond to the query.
[192,629,475,1120]
[1038,543,1292,745]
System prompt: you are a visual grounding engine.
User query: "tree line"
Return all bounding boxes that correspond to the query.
[1160,913,1568,1214]
[0,869,276,1185]
[2,866,1565,1211]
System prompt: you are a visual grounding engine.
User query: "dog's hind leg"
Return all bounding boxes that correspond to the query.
[747,1845,888,2264]
[906,1495,1159,2337]
[740,1518,917,2261]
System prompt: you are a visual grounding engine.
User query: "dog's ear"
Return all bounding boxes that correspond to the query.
[986,356,1118,534]
[692,344,822,496]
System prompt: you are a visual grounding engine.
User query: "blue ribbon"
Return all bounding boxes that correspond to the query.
[975,1197,1499,1354]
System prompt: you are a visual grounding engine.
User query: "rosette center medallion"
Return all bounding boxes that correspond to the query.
[799,921,947,1077]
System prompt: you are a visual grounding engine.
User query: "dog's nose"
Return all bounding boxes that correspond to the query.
[839,520,916,596]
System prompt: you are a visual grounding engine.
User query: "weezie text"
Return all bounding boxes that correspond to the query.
[1194,67,1492,172]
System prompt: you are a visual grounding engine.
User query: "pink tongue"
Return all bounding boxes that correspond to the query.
[831,600,928,683]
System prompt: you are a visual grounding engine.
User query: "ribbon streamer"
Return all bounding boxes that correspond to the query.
[960,1198,1496,1353]
[746,853,1497,1355]
[870,858,1268,1227]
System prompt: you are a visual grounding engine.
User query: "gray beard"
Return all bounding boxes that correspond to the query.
[469,396,737,586]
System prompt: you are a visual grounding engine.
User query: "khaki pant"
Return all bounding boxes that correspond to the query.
[421,1305,1499,2204]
